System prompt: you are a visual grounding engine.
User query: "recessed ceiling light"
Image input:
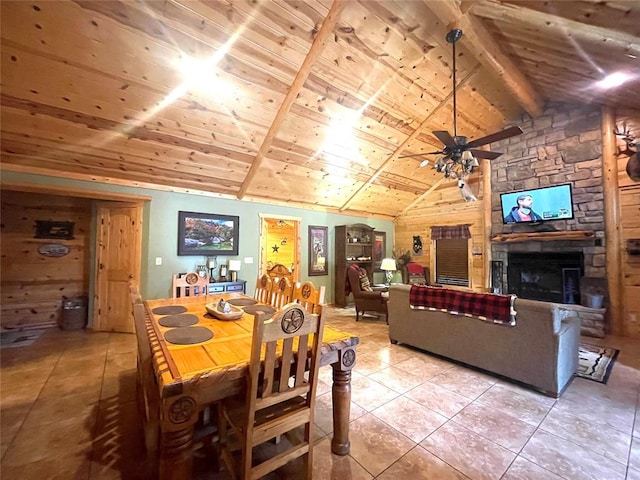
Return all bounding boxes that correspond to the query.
[596,72,632,89]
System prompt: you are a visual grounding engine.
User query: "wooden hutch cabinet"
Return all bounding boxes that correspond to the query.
[334,224,375,307]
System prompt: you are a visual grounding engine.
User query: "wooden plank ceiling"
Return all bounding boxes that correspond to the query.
[1,0,638,218]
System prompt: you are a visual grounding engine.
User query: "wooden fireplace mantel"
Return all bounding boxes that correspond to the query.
[491,230,595,243]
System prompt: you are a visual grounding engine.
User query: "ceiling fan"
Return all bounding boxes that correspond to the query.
[401,29,523,180]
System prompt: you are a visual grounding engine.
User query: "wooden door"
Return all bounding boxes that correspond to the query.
[259,215,300,281]
[93,202,142,332]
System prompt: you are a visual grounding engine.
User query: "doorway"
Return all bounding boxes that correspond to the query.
[259,214,301,282]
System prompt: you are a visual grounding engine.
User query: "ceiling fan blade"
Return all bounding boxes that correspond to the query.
[468,149,502,160]
[399,150,444,159]
[432,131,456,148]
[466,126,523,149]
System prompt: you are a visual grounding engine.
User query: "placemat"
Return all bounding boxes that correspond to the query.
[242,304,276,318]
[164,326,213,345]
[227,297,258,306]
[152,305,187,315]
[158,314,199,328]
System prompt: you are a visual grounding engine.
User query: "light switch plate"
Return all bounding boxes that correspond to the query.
[155,257,162,266]
[244,257,253,264]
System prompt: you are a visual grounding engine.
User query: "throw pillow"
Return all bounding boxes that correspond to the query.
[359,271,373,291]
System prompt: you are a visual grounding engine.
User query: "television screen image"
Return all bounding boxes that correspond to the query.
[501,184,573,224]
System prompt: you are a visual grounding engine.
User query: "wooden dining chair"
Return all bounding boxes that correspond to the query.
[131,296,162,478]
[272,276,294,308]
[131,287,219,475]
[254,274,274,305]
[218,303,324,480]
[292,281,325,315]
[172,272,210,298]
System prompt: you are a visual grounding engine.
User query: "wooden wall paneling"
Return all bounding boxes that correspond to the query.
[394,196,486,290]
[0,191,92,329]
[620,185,640,337]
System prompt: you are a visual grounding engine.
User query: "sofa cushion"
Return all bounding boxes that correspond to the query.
[359,271,373,291]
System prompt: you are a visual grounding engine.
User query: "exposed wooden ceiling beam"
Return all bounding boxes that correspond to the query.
[237,0,345,200]
[339,63,482,212]
[397,177,447,217]
[427,0,544,117]
[469,0,640,56]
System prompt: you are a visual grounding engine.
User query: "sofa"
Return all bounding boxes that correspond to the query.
[387,284,581,397]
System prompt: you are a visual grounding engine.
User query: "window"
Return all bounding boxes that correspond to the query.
[435,238,469,286]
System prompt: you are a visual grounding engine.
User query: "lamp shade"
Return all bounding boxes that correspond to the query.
[380,258,397,271]
[228,260,242,271]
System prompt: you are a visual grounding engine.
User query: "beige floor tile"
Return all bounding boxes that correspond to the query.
[394,355,454,380]
[311,437,373,480]
[475,383,554,426]
[370,344,415,365]
[452,402,536,452]
[540,406,632,464]
[372,396,447,443]
[378,445,470,479]
[630,437,640,471]
[107,333,136,355]
[405,381,472,418]
[628,467,640,480]
[501,456,565,480]
[349,375,400,412]
[420,422,515,480]
[314,391,366,435]
[20,389,100,431]
[0,451,92,480]
[429,366,497,399]
[520,429,627,480]
[368,365,427,394]
[347,413,415,477]
[353,352,390,376]
[2,415,95,467]
[554,386,636,435]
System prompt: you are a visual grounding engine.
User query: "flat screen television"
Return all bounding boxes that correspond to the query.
[501,184,574,224]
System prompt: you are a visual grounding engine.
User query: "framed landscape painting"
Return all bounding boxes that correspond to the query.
[178,211,239,256]
[308,225,328,276]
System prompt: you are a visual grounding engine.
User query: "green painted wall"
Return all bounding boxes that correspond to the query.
[2,171,394,303]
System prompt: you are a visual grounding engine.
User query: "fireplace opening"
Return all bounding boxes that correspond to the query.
[507,252,584,303]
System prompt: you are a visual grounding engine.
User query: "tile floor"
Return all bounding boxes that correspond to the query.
[1,306,640,479]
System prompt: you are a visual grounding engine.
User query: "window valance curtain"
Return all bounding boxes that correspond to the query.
[431,224,471,240]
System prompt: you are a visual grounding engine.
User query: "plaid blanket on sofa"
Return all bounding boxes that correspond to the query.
[409,285,517,325]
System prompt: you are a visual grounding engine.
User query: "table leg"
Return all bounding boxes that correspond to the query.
[159,396,198,480]
[331,346,356,455]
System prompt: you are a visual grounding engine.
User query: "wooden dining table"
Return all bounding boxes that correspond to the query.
[143,293,359,480]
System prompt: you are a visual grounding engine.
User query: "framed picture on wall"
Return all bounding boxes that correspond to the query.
[373,231,386,271]
[177,211,239,256]
[308,225,328,276]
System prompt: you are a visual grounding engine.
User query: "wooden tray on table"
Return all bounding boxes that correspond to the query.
[205,302,244,320]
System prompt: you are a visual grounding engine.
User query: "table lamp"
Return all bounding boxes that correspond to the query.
[228,259,242,282]
[380,258,397,286]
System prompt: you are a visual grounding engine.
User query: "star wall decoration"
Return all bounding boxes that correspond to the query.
[272,245,279,253]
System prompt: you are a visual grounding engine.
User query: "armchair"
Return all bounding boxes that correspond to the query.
[346,265,388,323]
[405,262,430,285]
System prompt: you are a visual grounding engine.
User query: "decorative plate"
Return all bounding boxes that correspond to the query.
[184,272,199,285]
[205,303,244,320]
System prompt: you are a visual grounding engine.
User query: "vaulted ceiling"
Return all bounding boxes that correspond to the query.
[1,1,638,218]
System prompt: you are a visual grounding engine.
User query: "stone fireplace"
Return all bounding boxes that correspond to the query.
[489,102,608,336]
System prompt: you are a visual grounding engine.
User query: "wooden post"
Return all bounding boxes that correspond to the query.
[601,106,623,335]
[482,160,492,290]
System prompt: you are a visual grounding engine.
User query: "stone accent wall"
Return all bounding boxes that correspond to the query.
[489,102,608,334]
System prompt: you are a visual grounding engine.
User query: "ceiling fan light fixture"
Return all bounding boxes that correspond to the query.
[402,29,522,184]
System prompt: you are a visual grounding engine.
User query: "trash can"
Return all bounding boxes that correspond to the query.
[61,295,88,330]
